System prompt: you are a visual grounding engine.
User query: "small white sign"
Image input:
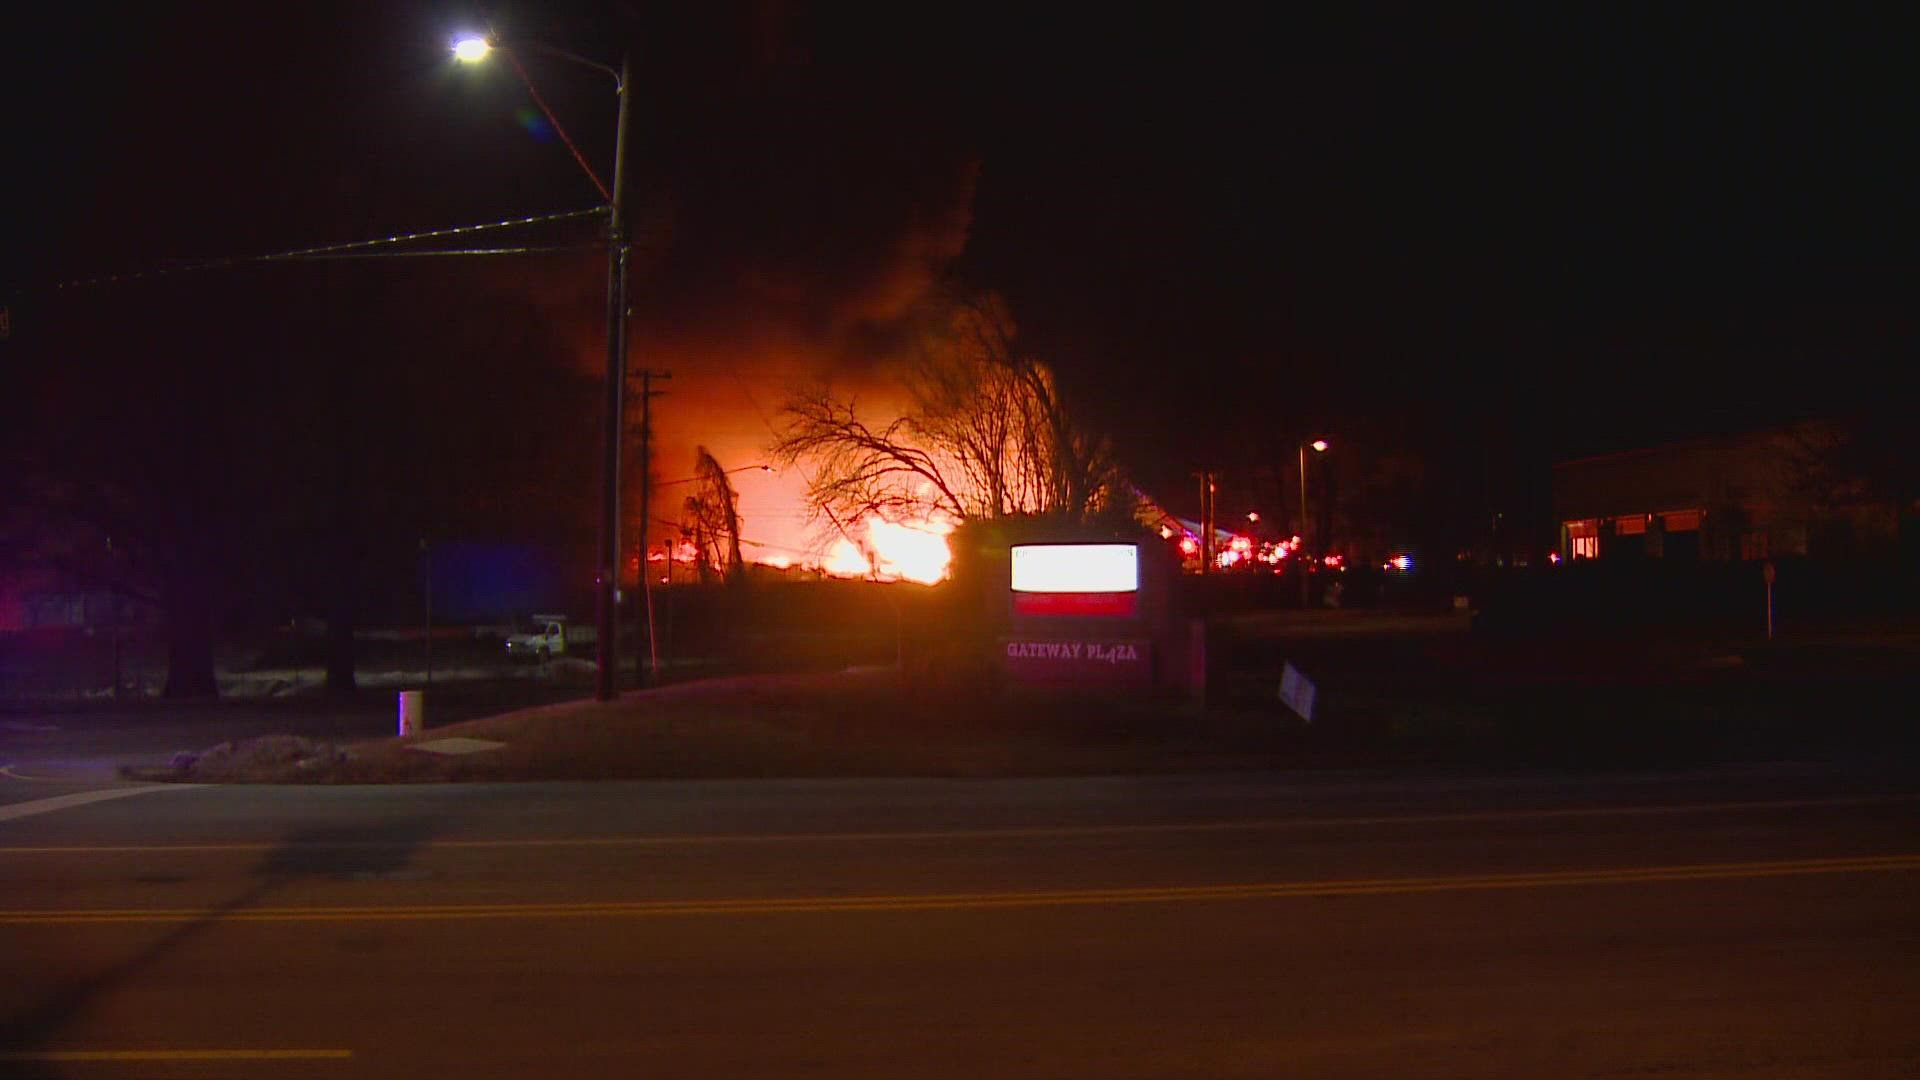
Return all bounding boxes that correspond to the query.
[1010,543,1139,593]
[1279,662,1316,722]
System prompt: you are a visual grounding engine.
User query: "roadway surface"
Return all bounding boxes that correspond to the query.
[3,763,1918,1078]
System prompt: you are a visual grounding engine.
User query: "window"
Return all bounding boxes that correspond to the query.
[1740,530,1769,561]
[1565,520,1600,560]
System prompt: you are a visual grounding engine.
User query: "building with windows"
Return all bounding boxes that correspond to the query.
[1553,429,1815,563]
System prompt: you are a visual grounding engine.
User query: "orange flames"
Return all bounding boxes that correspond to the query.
[818,516,954,585]
[630,368,963,584]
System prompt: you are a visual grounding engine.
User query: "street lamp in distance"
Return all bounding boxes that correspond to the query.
[1299,438,1330,608]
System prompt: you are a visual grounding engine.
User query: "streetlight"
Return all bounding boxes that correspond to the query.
[451,36,491,63]
[1300,438,1329,607]
[642,463,774,590]
[455,31,632,702]
[654,464,776,488]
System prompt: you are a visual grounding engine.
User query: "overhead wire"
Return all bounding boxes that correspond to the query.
[266,244,601,261]
[49,206,610,291]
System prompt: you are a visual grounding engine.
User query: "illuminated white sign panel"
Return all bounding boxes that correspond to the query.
[1011,544,1139,593]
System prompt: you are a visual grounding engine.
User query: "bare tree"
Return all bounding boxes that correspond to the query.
[772,291,1119,529]
[679,446,746,584]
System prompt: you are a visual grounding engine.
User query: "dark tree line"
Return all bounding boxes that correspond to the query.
[3,258,599,696]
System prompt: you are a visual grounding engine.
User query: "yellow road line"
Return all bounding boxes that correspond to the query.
[4,792,1916,856]
[0,1049,351,1062]
[3,854,1915,925]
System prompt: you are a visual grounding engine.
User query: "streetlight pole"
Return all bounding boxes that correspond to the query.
[1299,439,1328,608]
[1195,470,1217,574]
[596,53,631,703]
[453,33,630,702]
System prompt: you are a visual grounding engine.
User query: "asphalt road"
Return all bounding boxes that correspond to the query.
[3,765,1918,1078]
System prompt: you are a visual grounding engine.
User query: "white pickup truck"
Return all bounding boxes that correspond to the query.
[504,614,585,662]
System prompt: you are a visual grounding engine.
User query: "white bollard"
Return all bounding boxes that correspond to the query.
[398,690,424,738]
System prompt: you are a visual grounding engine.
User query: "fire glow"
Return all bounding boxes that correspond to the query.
[820,515,955,585]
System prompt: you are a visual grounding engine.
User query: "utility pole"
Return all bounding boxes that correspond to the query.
[421,538,433,690]
[1299,439,1330,609]
[633,369,671,687]
[107,534,122,699]
[1298,443,1310,608]
[592,52,634,703]
[1196,470,1218,574]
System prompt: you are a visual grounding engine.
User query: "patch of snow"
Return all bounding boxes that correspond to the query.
[408,737,507,756]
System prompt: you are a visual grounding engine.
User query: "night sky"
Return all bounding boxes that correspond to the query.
[6,2,1914,554]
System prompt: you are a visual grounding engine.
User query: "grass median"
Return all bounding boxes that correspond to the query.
[129,616,1920,784]
[135,669,1316,784]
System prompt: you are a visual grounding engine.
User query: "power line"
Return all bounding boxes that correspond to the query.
[49,206,610,291]
[645,516,819,559]
[263,243,602,261]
